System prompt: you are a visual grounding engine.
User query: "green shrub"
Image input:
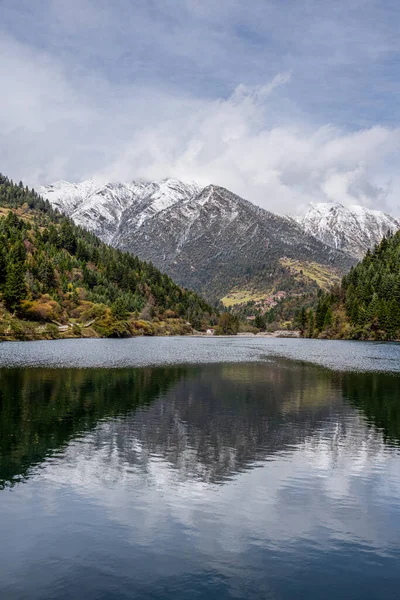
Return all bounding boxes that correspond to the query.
[44,323,60,339]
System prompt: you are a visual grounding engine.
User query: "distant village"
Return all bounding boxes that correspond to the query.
[245,291,287,321]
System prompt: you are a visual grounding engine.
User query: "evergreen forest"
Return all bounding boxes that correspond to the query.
[298,230,400,340]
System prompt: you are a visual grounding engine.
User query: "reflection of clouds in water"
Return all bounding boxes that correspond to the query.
[39,408,400,557]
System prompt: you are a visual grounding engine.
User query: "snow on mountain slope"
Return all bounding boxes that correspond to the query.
[119,179,201,234]
[295,203,400,259]
[41,179,101,216]
[41,178,201,244]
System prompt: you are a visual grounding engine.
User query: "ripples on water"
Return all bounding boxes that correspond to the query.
[0,336,400,371]
[0,339,400,599]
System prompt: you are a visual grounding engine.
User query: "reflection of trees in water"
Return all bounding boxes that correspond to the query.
[341,371,400,445]
[0,366,190,488]
[1,361,399,489]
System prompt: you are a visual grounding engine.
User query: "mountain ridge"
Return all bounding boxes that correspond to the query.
[41,178,201,244]
[42,178,356,302]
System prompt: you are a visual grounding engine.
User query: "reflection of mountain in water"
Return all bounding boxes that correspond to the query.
[1,361,399,489]
[111,362,343,483]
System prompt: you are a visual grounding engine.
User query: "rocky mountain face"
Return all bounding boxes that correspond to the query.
[114,185,355,300]
[295,202,400,259]
[41,178,355,301]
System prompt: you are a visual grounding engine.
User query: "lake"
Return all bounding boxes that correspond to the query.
[1,337,400,599]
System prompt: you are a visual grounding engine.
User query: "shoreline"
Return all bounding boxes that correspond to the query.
[1,336,399,374]
[0,329,301,343]
[2,328,399,343]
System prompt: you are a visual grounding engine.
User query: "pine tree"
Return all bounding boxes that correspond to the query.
[388,299,400,338]
[3,259,26,312]
[307,310,315,338]
[255,314,266,330]
[0,245,6,285]
[323,307,333,328]
[315,298,328,330]
[378,301,390,334]
[111,297,129,321]
[298,306,308,335]
[59,221,77,254]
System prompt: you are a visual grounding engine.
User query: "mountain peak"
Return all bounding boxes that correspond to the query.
[296,202,400,258]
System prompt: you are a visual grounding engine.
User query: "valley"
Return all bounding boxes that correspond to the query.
[3,174,399,340]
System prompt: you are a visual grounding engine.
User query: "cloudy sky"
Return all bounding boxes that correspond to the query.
[1,0,400,214]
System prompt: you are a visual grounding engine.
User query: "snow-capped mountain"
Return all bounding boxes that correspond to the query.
[41,179,201,244]
[41,178,354,300]
[295,202,400,259]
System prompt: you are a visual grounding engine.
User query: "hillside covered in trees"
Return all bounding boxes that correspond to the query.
[298,230,400,340]
[0,175,217,340]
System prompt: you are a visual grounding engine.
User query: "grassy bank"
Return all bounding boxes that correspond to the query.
[0,307,195,342]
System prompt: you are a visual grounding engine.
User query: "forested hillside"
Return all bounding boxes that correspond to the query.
[0,175,217,340]
[299,231,400,340]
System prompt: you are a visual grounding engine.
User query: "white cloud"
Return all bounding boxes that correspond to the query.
[102,85,400,215]
[1,22,400,216]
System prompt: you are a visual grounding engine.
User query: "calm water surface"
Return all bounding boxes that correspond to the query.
[1,338,400,599]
